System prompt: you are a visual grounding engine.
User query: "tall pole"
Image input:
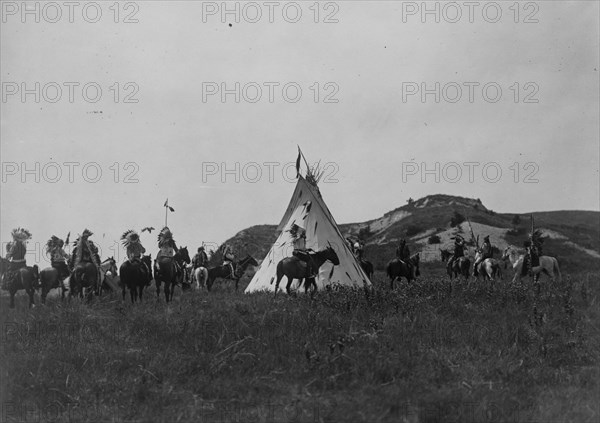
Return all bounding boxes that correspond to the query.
[165,205,168,228]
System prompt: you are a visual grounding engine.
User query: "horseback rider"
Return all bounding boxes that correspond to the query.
[396,238,413,277]
[2,228,32,289]
[46,235,71,281]
[473,235,493,276]
[290,223,317,278]
[192,246,208,270]
[354,240,364,260]
[524,230,544,276]
[448,235,466,270]
[68,229,101,270]
[121,230,150,278]
[155,227,180,278]
[221,244,235,278]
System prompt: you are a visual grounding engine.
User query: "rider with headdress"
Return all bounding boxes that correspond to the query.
[473,235,493,276]
[69,229,101,270]
[155,227,180,277]
[121,229,149,275]
[46,235,70,280]
[3,228,32,288]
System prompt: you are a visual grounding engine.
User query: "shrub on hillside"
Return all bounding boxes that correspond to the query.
[450,211,465,227]
[428,235,441,244]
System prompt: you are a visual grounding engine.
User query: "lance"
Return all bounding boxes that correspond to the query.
[529,214,535,276]
[466,217,479,250]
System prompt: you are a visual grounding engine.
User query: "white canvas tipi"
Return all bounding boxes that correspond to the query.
[245,172,371,293]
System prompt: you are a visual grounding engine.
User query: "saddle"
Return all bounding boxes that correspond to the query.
[292,249,318,278]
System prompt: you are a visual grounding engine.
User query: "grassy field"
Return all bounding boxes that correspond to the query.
[1,265,598,423]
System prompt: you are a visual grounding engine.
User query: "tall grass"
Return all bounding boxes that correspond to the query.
[1,269,598,422]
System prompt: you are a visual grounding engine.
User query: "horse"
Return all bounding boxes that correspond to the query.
[501,246,561,290]
[39,265,69,304]
[473,250,503,281]
[119,254,152,303]
[70,257,115,299]
[154,247,191,302]
[440,248,470,280]
[207,255,259,292]
[386,253,420,289]
[359,259,374,279]
[0,257,39,308]
[274,247,340,297]
[98,257,118,295]
[192,266,208,290]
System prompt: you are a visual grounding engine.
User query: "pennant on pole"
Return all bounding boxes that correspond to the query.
[296,146,302,177]
[164,198,175,212]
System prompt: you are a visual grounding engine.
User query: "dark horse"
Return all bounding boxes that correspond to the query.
[39,265,69,304]
[0,257,39,308]
[69,257,117,300]
[155,247,191,302]
[120,254,152,303]
[206,255,259,292]
[274,247,340,297]
[386,253,420,289]
[440,248,470,279]
[360,259,374,280]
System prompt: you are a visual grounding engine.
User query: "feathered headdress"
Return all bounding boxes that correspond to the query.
[121,230,141,248]
[45,235,64,254]
[73,229,94,246]
[157,227,174,248]
[11,227,32,242]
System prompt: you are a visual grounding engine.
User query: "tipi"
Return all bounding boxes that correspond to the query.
[245,154,371,293]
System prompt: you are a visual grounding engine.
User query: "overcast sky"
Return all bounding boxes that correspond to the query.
[1,1,598,264]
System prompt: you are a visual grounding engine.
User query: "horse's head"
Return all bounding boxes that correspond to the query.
[439,248,450,262]
[101,256,118,275]
[324,246,340,266]
[141,254,152,267]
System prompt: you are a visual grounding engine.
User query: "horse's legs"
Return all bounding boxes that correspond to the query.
[286,277,295,296]
[27,286,35,308]
[9,289,16,308]
[41,281,49,304]
[274,274,284,298]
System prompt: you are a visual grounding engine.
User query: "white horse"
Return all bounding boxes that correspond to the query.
[192,266,208,290]
[473,250,503,281]
[501,246,561,284]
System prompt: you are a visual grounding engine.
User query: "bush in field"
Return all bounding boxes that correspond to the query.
[450,211,465,227]
[428,234,441,244]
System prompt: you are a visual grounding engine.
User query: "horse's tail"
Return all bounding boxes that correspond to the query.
[386,262,392,278]
[554,258,562,283]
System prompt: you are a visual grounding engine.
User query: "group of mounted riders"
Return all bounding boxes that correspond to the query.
[444,229,544,280]
[1,215,549,306]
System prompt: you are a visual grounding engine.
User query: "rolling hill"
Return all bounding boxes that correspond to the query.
[217,194,600,272]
